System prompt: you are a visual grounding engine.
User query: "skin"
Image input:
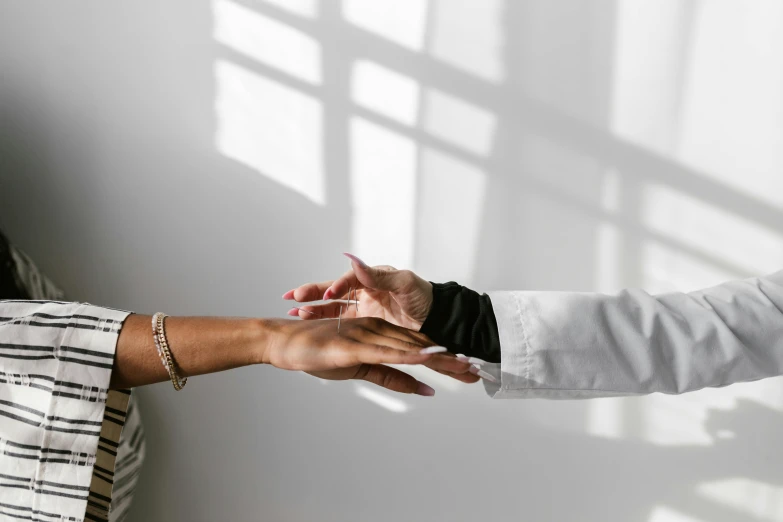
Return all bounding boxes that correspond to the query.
[283,253,480,385]
[111,314,469,395]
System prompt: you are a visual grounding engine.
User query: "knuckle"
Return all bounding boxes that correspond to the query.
[401,340,419,352]
[381,371,398,390]
[354,364,370,380]
[333,348,355,367]
[363,366,382,385]
[363,316,383,328]
[348,325,365,339]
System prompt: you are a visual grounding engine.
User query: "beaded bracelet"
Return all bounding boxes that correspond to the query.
[151,312,187,390]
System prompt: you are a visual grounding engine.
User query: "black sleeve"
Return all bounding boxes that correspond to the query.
[419,282,501,363]
[0,230,29,300]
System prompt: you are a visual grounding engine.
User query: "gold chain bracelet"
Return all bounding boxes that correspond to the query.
[151,312,187,390]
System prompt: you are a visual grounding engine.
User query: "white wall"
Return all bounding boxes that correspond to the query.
[2,1,783,521]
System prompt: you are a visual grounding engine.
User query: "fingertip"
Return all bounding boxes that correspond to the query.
[282,290,295,300]
[420,346,448,355]
[415,382,436,397]
[343,252,369,268]
[287,308,299,317]
[469,365,499,383]
[323,288,333,301]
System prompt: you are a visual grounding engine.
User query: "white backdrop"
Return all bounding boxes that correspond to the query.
[2,1,783,521]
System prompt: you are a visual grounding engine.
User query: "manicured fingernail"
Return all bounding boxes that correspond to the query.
[416,382,436,396]
[323,288,333,300]
[420,346,447,355]
[469,365,498,383]
[282,290,295,300]
[343,252,369,268]
[287,308,300,317]
[457,355,487,365]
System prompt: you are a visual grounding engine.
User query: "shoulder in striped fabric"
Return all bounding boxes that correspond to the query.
[0,233,144,521]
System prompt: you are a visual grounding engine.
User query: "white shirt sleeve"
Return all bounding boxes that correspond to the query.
[481,270,783,399]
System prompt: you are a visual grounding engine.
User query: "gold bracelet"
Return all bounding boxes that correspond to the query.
[152,312,187,390]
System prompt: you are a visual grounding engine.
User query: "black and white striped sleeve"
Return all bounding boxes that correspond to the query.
[0,299,131,522]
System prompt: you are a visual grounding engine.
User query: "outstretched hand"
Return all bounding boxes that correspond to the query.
[283,253,434,330]
[282,253,480,386]
[261,316,454,396]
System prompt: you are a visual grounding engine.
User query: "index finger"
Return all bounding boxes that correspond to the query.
[283,268,362,302]
[325,270,362,302]
[361,318,435,347]
[283,281,334,303]
[332,342,435,367]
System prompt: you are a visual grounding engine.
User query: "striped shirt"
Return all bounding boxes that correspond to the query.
[0,232,144,522]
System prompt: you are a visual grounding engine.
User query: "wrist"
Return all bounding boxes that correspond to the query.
[249,318,282,365]
[400,274,433,329]
[421,280,433,321]
[412,281,434,330]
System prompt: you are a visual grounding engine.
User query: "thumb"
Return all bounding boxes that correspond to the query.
[343,253,411,292]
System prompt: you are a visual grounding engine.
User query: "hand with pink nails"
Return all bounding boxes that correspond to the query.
[283,253,480,386]
[283,253,435,331]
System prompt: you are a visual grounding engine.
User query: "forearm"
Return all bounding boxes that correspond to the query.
[111,314,270,388]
